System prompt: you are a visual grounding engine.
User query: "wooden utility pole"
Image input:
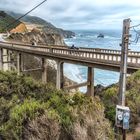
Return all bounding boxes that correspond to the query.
[118,19,131,140]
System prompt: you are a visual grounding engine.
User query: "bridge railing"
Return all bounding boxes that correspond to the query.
[1,41,140,56]
[51,47,140,65]
[1,41,140,67]
[79,47,140,56]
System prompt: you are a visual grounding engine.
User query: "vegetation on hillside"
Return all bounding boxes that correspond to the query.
[0,71,113,140]
[7,11,55,27]
[99,70,140,130]
[0,11,21,33]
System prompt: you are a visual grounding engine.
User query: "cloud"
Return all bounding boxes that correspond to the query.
[0,0,140,29]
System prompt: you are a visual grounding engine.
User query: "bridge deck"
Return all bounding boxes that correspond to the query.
[0,41,140,73]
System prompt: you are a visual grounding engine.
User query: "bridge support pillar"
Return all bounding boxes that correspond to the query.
[0,48,3,70]
[56,61,64,89]
[2,49,9,71]
[17,53,22,75]
[87,67,94,96]
[7,50,12,71]
[42,58,47,83]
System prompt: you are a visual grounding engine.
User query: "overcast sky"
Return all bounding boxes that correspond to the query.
[1,0,140,30]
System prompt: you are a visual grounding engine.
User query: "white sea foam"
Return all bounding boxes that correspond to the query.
[64,63,87,92]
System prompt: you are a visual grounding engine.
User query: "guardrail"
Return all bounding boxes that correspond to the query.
[0,41,140,67]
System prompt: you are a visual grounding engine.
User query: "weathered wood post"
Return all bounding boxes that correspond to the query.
[42,58,47,83]
[0,48,3,70]
[56,60,64,89]
[87,67,94,96]
[118,18,131,140]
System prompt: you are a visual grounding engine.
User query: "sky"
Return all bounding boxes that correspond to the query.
[1,0,140,30]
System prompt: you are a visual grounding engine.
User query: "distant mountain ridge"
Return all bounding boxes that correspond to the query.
[7,11,75,38]
[7,11,56,28]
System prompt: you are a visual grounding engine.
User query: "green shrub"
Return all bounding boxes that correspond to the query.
[99,70,140,130]
[134,132,140,140]
[0,99,45,139]
[0,71,114,140]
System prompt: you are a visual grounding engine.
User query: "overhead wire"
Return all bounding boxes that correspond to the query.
[130,23,140,28]
[129,23,140,44]
[3,0,47,32]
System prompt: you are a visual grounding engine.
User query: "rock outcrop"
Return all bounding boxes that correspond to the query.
[10,23,28,33]
[8,28,65,45]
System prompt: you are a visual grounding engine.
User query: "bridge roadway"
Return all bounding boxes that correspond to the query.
[0,41,140,73]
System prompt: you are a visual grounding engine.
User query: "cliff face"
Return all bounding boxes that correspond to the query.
[8,28,65,45]
[10,23,28,33]
[43,27,75,38]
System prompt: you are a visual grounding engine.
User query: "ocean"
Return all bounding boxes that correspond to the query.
[63,29,140,92]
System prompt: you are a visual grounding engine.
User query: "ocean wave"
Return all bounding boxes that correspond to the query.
[64,63,85,83]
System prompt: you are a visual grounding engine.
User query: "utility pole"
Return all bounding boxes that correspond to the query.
[118,19,131,140]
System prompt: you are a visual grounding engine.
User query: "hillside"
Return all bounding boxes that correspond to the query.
[7,11,55,27]
[0,71,114,140]
[7,11,75,38]
[0,11,21,32]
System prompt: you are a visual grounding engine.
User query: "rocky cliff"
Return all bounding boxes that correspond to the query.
[8,28,66,45]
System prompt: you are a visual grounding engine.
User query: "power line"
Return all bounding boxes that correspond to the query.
[132,27,140,35]
[4,0,47,31]
[130,31,140,44]
[130,23,140,28]
[129,23,140,44]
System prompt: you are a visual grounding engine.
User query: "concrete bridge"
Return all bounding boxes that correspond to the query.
[0,41,140,96]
